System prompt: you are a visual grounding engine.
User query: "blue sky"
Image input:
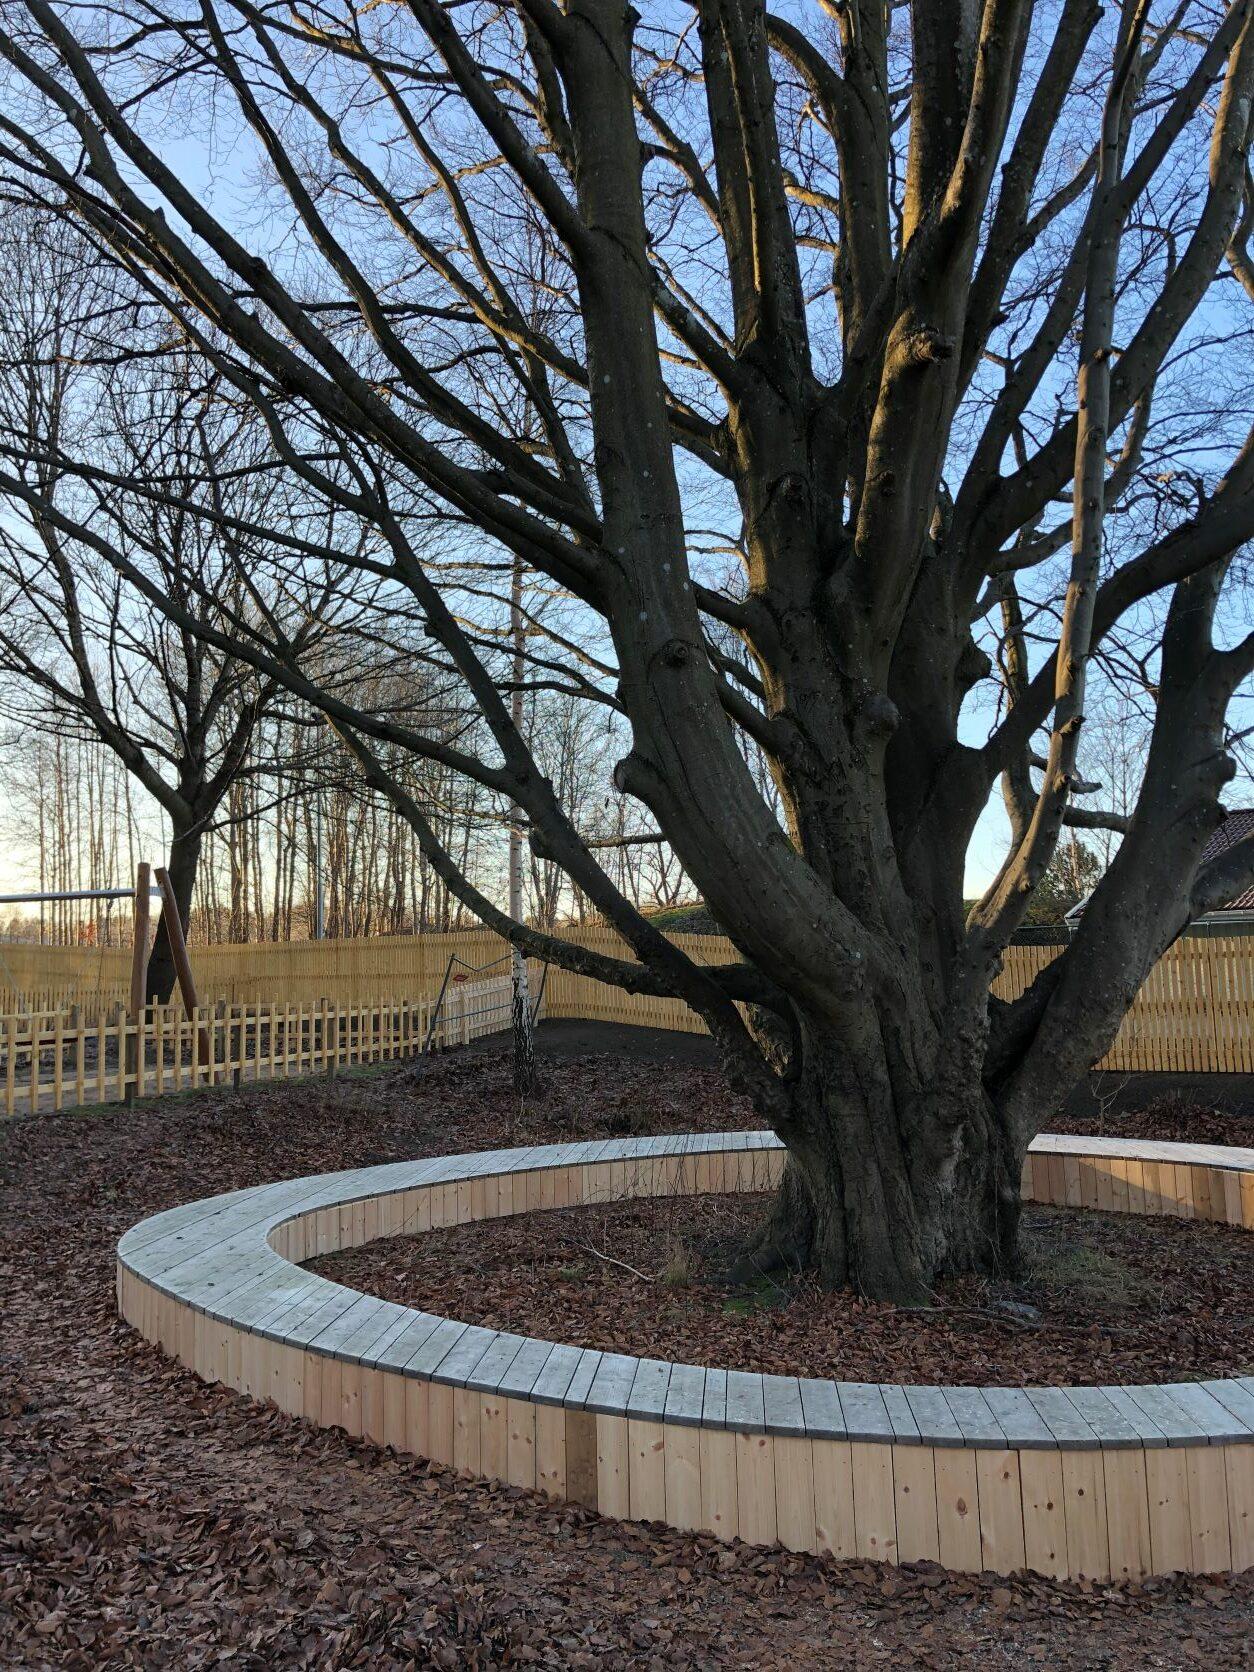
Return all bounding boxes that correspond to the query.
[0,1,1249,914]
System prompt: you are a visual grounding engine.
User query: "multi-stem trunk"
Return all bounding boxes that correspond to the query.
[735,1008,1027,1305]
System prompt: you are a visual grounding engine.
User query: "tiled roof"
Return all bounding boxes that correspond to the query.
[1200,808,1254,912]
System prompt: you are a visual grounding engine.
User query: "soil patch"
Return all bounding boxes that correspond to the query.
[313,1191,1254,1387]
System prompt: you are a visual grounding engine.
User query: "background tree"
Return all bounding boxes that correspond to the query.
[0,219,346,995]
[0,0,1252,1299]
[1022,839,1103,926]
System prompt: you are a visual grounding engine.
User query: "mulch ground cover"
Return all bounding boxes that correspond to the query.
[1049,1095,1254,1149]
[2,1036,1253,1668]
[314,1192,1254,1387]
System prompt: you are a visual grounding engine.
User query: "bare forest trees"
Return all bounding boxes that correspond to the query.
[0,225,336,994]
[0,0,1252,1298]
[0,730,142,944]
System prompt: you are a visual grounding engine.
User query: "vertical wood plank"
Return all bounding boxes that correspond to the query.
[774,1435,818,1555]
[427,1382,455,1466]
[935,1448,982,1572]
[1061,1449,1110,1582]
[402,1374,429,1456]
[664,1424,702,1533]
[505,1397,537,1490]
[851,1441,896,1563]
[568,1410,602,1510]
[698,1429,738,1541]
[595,1411,628,1518]
[1146,1447,1192,1576]
[1020,1449,1068,1580]
[361,1367,386,1445]
[453,1387,482,1475]
[736,1432,778,1547]
[1102,1448,1152,1582]
[480,1393,508,1483]
[381,1371,404,1451]
[535,1404,567,1499]
[628,1419,667,1523]
[976,1449,1027,1577]
[893,1444,940,1564]
[1186,1445,1231,1572]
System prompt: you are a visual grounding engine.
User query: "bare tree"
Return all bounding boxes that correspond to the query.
[0,220,340,996]
[0,0,1252,1299]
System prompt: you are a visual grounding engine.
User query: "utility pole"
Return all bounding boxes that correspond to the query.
[509,552,536,1094]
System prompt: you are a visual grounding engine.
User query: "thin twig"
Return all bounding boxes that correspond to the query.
[558,1232,655,1283]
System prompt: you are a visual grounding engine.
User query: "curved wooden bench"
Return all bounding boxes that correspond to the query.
[117,1132,1254,1581]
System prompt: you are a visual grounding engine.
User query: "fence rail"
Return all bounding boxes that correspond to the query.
[1,974,517,1118]
[4,925,1254,1106]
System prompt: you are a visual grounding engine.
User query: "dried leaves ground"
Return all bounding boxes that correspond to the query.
[2,1027,1253,1668]
[316,1192,1254,1386]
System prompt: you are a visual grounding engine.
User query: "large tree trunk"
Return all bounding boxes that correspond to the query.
[733,1010,1027,1304]
[146,824,203,1005]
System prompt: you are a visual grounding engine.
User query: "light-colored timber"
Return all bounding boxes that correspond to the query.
[2,974,518,1116]
[117,1130,1254,1583]
[7,922,1254,1073]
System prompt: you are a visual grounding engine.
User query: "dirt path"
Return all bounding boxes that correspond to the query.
[2,1038,1252,1667]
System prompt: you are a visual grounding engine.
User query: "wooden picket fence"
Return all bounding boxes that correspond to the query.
[537,926,1254,1072]
[4,924,1254,1109]
[991,933,1254,1074]
[538,925,1254,1072]
[1,974,516,1118]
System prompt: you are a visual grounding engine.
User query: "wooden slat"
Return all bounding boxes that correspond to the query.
[1102,1448,1153,1581]
[1020,1449,1068,1580]
[774,1435,818,1554]
[595,1413,630,1518]
[736,1431,778,1546]
[934,1447,981,1572]
[664,1422,702,1533]
[892,1444,939,1563]
[698,1428,738,1541]
[851,1440,896,1562]
[976,1450,1027,1576]
[1146,1447,1193,1576]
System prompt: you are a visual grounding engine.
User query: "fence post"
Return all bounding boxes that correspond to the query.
[154,867,212,1067]
[124,862,153,1106]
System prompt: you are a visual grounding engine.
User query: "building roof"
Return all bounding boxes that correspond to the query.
[1062,805,1254,924]
[1199,807,1254,912]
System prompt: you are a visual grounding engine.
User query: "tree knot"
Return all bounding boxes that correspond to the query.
[903,326,956,367]
[857,688,900,738]
[657,636,692,670]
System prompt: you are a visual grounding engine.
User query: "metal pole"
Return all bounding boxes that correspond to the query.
[0,887,159,905]
[422,955,458,1056]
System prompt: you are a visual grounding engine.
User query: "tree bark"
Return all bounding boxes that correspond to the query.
[146,823,202,1004]
[732,1008,1025,1303]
